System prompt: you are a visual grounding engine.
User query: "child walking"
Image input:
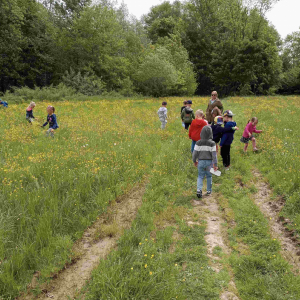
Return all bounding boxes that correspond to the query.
[181,100,195,130]
[192,125,218,199]
[41,105,59,137]
[157,101,168,129]
[189,110,208,153]
[0,99,8,107]
[219,110,237,170]
[211,116,238,153]
[240,117,262,152]
[181,101,187,127]
[26,101,36,124]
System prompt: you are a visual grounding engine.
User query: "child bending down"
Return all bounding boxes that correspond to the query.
[192,125,218,199]
[240,117,262,152]
[26,102,36,123]
[42,106,59,137]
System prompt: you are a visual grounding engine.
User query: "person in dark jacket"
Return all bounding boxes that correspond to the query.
[211,116,238,153]
[181,100,195,130]
[220,110,237,170]
[42,105,59,137]
[0,99,8,107]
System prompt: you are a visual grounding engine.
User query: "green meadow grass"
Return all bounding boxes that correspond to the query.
[0,96,300,299]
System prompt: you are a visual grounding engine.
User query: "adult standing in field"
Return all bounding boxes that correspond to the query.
[206,91,223,124]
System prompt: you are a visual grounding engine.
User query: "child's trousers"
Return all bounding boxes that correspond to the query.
[221,145,231,167]
[160,120,166,129]
[46,128,54,137]
[197,160,212,192]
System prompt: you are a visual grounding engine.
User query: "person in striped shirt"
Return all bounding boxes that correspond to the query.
[192,125,218,199]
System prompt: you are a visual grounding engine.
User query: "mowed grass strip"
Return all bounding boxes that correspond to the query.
[0,97,207,298]
[214,144,300,300]
[82,135,229,300]
[224,96,300,235]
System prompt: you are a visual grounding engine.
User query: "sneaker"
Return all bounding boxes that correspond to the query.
[225,167,230,172]
[196,190,202,198]
[206,191,211,196]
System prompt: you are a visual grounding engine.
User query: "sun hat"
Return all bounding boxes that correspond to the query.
[214,116,223,125]
[223,110,234,117]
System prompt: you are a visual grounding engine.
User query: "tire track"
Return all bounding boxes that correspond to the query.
[20,181,148,300]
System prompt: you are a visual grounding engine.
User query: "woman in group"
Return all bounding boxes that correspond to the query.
[205,91,223,124]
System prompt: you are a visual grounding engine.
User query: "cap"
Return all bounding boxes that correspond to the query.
[223,110,234,117]
[162,101,167,105]
[186,100,192,104]
[214,116,223,125]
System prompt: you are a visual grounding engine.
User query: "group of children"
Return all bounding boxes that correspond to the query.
[157,98,263,199]
[25,102,59,137]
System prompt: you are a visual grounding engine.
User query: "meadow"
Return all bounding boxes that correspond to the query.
[0,96,299,299]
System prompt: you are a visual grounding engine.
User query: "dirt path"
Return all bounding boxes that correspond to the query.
[21,181,147,300]
[252,170,300,273]
[191,195,240,300]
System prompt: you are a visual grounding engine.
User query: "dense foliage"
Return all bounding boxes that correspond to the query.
[0,0,299,97]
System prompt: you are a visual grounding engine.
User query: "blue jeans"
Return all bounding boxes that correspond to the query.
[197,160,212,192]
[191,140,197,153]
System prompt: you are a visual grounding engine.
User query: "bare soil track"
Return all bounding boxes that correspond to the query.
[252,170,300,273]
[20,181,147,300]
[191,195,240,300]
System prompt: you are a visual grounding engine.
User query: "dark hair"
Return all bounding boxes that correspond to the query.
[162,101,167,105]
[183,101,187,104]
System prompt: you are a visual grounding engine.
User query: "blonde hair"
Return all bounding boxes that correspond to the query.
[247,117,258,125]
[29,101,36,107]
[195,109,204,117]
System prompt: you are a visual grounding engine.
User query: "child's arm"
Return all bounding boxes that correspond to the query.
[253,126,262,133]
[212,144,218,170]
[51,115,59,129]
[245,123,251,137]
[192,145,200,165]
[42,120,48,127]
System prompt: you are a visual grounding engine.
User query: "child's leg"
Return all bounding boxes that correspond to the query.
[46,128,54,137]
[184,123,190,130]
[197,161,206,192]
[191,140,196,153]
[243,143,248,152]
[161,121,166,129]
[220,146,225,166]
[216,143,219,153]
[227,145,231,167]
[251,137,257,150]
[205,163,212,192]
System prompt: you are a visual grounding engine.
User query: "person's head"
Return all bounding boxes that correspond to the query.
[212,107,221,118]
[214,116,223,125]
[29,101,36,108]
[195,109,205,119]
[223,110,234,121]
[211,91,218,99]
[200,125,213,140]
[183,101,187,106]
[162,101,167,107]
[250,117,258,125]
[47,105,55,115]
[186,100,192,107]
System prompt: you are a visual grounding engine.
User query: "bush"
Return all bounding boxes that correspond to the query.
[3,83,77,103]
[62,68,106,96]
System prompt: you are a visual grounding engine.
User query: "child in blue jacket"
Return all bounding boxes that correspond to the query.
[0,99,8,107]
[219,110,237,170]
[42,106,59,137]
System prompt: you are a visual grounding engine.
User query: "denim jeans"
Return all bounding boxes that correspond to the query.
[191,140,197,153]
[197,160,212,192]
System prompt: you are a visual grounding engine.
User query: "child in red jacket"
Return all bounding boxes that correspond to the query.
[189,110,208,153]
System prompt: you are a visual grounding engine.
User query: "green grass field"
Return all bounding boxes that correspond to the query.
[0,96,299,299]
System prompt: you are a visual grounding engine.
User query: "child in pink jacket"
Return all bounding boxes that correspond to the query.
[240,117,262,152]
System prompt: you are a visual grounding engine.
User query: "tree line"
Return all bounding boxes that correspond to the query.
[0,0,299,97]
